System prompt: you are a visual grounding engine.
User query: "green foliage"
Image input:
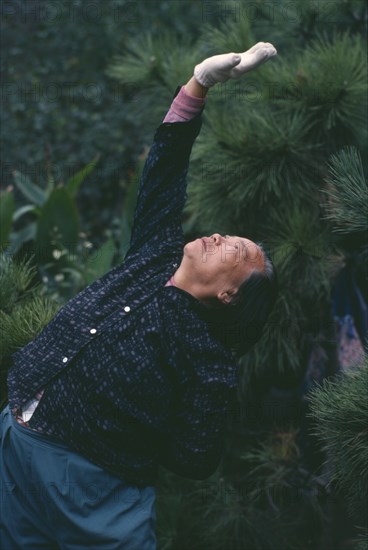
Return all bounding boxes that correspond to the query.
[238,291,307,377]
[156,469,205,550]
[37,235,118,303]
[301,34,366,136]
[107,33,200,130]
[4,159,121,301]
[108,34,163,87]
[268,33,368,147]
[0,255,37,312]
[9,158,98,256]
[12,170,47,206]
[66,153,101,198]
[0,189,15,250]
[188,105,321,227]
[0,296,58,360]
[1,0,205,239]
[159,432,328,550]
[308,358,368,527]
[322,147,368,234]
[199,14,255,57]
[84,238,116,285]
[35,187,80,263]
[0,254,60,408]
[356,531,368,550]
[267,207,334,298]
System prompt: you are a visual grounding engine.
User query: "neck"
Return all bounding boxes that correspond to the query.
[172,264,212,304]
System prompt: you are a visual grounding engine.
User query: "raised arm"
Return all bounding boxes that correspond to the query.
[126,89,205,255]
[126,43,277,256]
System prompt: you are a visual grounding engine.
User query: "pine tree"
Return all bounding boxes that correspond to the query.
[0,254,59,409]
[323,146,368,235]
[108,1,367,547]
[308,358,368,542]
[307,144,368,548]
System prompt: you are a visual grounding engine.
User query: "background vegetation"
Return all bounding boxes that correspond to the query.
[1,1,367,548]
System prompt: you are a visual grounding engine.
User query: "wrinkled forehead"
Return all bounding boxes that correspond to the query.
[241,237,260,257]
[229,235,259,257]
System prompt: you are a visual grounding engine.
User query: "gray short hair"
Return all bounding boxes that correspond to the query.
[205,242,278,357]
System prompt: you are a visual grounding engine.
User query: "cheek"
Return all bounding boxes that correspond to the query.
[201,245,220,265]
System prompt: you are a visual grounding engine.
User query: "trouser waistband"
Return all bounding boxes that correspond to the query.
[2,405,71,451]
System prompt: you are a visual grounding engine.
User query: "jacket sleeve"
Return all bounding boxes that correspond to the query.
[125,88,203,256]
[157,380,237,479]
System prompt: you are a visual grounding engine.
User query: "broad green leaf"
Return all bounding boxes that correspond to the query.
[12,170,47,206]
[84,237,116,285]
[35,188,80,264]
[7,222,37,255]
[13,204,37,222]
[66,153,100,198]
[0,190,15,250]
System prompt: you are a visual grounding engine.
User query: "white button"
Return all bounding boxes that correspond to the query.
[90,328,97,334]
[124,306,131,312]
[62,357,68,363]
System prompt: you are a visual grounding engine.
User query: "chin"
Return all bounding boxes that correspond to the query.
[184,238,201,253]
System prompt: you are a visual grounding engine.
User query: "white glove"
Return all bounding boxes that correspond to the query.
[194,42,277,88]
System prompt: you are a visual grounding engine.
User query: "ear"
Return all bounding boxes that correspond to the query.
[217,288,237,305]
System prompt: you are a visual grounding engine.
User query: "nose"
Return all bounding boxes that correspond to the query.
[210,233,223,245]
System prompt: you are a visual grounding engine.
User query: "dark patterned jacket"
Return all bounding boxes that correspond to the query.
[8,94,239,487]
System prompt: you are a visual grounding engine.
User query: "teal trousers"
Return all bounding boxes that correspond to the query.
[0,406,156,549]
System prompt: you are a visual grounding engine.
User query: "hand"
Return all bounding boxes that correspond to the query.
[194,42,277,88]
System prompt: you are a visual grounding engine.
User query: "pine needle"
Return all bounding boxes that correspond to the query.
[322,146,368,233]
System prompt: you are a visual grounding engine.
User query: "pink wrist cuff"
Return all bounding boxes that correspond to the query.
[163,85,207,123]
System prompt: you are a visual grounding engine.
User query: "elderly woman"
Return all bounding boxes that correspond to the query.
[1,43,277,549]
